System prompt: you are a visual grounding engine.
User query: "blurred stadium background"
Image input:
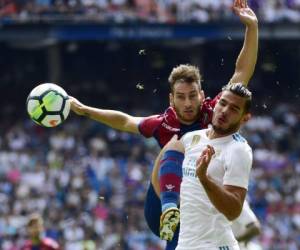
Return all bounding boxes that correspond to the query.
[1,0,300,249]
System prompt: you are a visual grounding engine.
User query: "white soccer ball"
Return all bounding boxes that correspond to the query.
[26,83,70,127]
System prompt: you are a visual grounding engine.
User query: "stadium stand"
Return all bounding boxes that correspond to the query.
[0,0,300,23]
[0,2,300,249]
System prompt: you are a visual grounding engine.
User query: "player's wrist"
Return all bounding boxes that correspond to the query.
[246,21,258,29]
[198,174,209,184]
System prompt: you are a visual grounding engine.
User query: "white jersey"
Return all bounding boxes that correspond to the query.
[176,129,253,250]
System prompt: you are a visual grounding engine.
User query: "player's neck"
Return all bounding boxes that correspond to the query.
[207,128,231,139]
[31,236,42,245]
[178,117,198,125]
[180,120,194,125]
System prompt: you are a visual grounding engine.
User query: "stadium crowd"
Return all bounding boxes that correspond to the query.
[0,99,299,249]
[0,35,299,249]
[1,0,300,23]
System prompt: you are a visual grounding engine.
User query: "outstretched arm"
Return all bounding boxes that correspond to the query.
[69,96,142,133]
[230,0,258,86]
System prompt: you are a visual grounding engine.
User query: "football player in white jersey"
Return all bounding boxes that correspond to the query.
[157,83,253,250]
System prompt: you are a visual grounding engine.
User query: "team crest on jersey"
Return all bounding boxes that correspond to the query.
[190,135,201,147]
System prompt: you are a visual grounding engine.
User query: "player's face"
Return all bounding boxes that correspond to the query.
[170,82,204,125]
[28,221,43,238]
[212,90,250,135]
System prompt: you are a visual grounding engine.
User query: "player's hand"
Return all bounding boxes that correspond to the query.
[195,145,215,182]
[233,0,258,26]
[69,96,86,116]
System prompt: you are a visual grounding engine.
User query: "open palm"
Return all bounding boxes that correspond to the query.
[233,0,258,26]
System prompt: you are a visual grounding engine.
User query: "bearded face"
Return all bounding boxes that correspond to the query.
[170,82,204,125]
[212,90,250,136]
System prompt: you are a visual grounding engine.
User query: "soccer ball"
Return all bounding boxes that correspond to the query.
[26,83,70,127]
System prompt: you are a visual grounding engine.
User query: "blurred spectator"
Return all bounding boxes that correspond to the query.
[1,0,300,23]
[0,102,299,249]
[0,40,299,249]
[21,213,60,250]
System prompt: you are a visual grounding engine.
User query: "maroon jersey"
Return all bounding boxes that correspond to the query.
[21,238,60,250]
[138,95,219,147]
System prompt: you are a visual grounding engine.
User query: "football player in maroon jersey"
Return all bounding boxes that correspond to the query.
[70,1,258,249]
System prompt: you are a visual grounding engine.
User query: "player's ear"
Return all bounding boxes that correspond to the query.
[169,93,174,107]
[241,113,251,124]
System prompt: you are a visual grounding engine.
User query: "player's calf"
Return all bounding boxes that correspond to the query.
[159,150,184,212]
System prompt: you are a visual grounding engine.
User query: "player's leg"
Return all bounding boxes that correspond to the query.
[144,173,180,249]
[144,146,174,237]
[157,137,184,241]
[144,136,183,245]
[144,182,161,237]
[165,225,179,250]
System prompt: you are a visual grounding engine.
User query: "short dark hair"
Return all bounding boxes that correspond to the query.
[222,83,252,113]
[168,64,201,93]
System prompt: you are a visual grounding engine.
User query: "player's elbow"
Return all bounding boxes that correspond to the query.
[224,205,243,221]
[164,137,184,153]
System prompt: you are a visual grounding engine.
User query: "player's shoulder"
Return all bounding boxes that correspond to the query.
[141,113,162,122]
[203,93,221,107]
[138,113,163,137]
[139,106,178,126]
[230,133,250,146]
[200,98,215,114]
[228,133,252,154]
[199,96,220,128]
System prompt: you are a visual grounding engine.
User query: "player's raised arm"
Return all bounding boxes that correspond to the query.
[229,0,258,86]
[69,96,142,133]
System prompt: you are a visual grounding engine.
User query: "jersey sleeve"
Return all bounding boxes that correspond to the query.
[209,92,221,108]
[223,142,253,189]
[138,107,181,147]
[138,114,162,138]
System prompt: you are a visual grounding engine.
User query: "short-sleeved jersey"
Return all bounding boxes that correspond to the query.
[138,96,219,148]
[21,238,60,250]
[176,129,253,250]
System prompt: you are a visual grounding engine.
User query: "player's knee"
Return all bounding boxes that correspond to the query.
[163,138,184,153]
